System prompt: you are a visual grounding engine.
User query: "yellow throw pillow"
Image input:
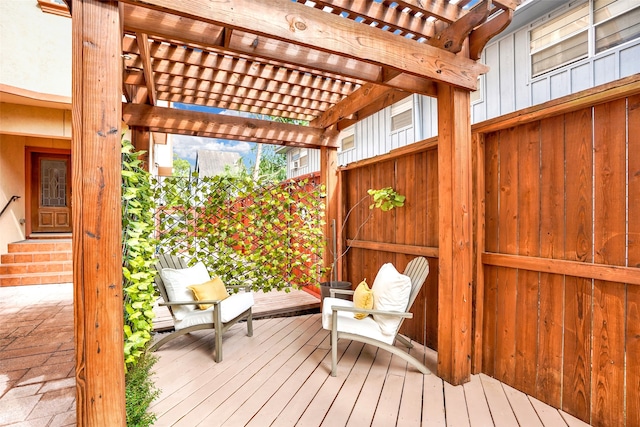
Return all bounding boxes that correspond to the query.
[188,277,229,310]
[353,279,373,319]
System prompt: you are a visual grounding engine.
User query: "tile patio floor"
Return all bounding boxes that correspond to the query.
[0,283,75,426]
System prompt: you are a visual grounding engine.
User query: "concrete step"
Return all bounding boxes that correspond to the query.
[7,240,72,253]
[0,261,72,275]
[1,239,73,287]
[0,271,73,287]
[1,251,72,264]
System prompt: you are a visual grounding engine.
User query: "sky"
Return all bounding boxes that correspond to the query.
[172,103,259,169]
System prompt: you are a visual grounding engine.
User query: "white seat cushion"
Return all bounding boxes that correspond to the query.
[322,297,395,345]
[159,262,211,320]
[371,263,411,335]
[174,292,254,330]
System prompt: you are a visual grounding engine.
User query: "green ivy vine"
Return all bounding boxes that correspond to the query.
[121,137,158,369]
[153,173,327,292]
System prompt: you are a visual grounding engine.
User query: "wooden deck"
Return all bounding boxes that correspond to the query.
[153,288,321,331]
[150,314,591,427]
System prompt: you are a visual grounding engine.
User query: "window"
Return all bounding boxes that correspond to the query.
[291,148,308,169]
[38,0,70,17]
[530,2,589,77]
[390,97,413,131]
[594,0,640,53]
[339,126,355,152]
[530,0,640,77]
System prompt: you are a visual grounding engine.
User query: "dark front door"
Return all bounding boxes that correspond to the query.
[30,151,72,233]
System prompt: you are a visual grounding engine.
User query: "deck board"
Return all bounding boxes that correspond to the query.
[151,314,593,426]
[444,382,471,427]
[464,374,495,427]
[422,372,446,426]
[503,382,545,427]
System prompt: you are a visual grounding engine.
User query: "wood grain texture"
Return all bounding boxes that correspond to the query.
[123,104,337,148]
[472,132,485,373]
[122,0,488,90]
[482,130,500,376]
[562,107,593,421]
[515,122,540,396]
[437,83,473,384]
[592,99,626,427]
[536,115,564,408]
[72,0,126,425]
[627,94,640,427]
[321,147,339,281]
[496,127,518,386]
[425,150,440,350]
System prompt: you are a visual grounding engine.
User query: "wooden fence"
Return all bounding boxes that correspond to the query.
[338,75,640,427]
[339,143,440,350]
[478,88,639,427]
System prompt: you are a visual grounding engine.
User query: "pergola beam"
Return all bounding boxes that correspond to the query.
[134,32,156,105]
[311,83,412,129]
[122,103,338,148]
[428,0,491,53]
[121,0,487,91]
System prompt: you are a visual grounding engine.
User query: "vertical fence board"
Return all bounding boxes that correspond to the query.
[482,131,500,376]
[537,115,565,407]
[592,99,627,427]
[627,94,640,427]
[562,107,594,421]
[425,150,439,350]
[496,128,518,385]
[515,122,541,396]
[397,154,421,342]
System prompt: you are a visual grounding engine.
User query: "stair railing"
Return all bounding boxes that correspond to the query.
[0,195,20,218]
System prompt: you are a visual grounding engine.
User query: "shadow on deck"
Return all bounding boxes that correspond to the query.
[0,284,591,426]
[151,314,591,427]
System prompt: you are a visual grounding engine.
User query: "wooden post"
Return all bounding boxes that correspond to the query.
[131,126,151,171]
[72,0,126,425]
[320,146,339,281]
[437,82,473,385]
[472,131,485,373]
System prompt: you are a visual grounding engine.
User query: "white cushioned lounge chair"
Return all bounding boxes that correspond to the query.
[151,254,254,362]
[322,256,430,376]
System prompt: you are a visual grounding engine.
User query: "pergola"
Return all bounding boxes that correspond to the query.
[67,0,520,424]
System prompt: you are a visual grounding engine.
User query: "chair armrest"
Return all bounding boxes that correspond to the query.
[159,300,221,307]
[330,305,413,319]
[226,285,252,292]
[329,289,355,297]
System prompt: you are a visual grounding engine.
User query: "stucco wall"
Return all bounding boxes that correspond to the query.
[0,103,72,138]
[0,134,70,254]
[0,1,72,97]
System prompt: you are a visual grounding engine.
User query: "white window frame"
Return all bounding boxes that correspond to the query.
[529,1,590,78]
[390,97,413,132]
[529,0,640,78]
[470,76,483,104]
[291,148,308,169]
[339,125,355,153]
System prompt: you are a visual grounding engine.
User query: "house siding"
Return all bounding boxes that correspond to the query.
[285,0,640,178]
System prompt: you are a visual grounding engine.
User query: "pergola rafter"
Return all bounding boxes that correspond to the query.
[115,0,511,140]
